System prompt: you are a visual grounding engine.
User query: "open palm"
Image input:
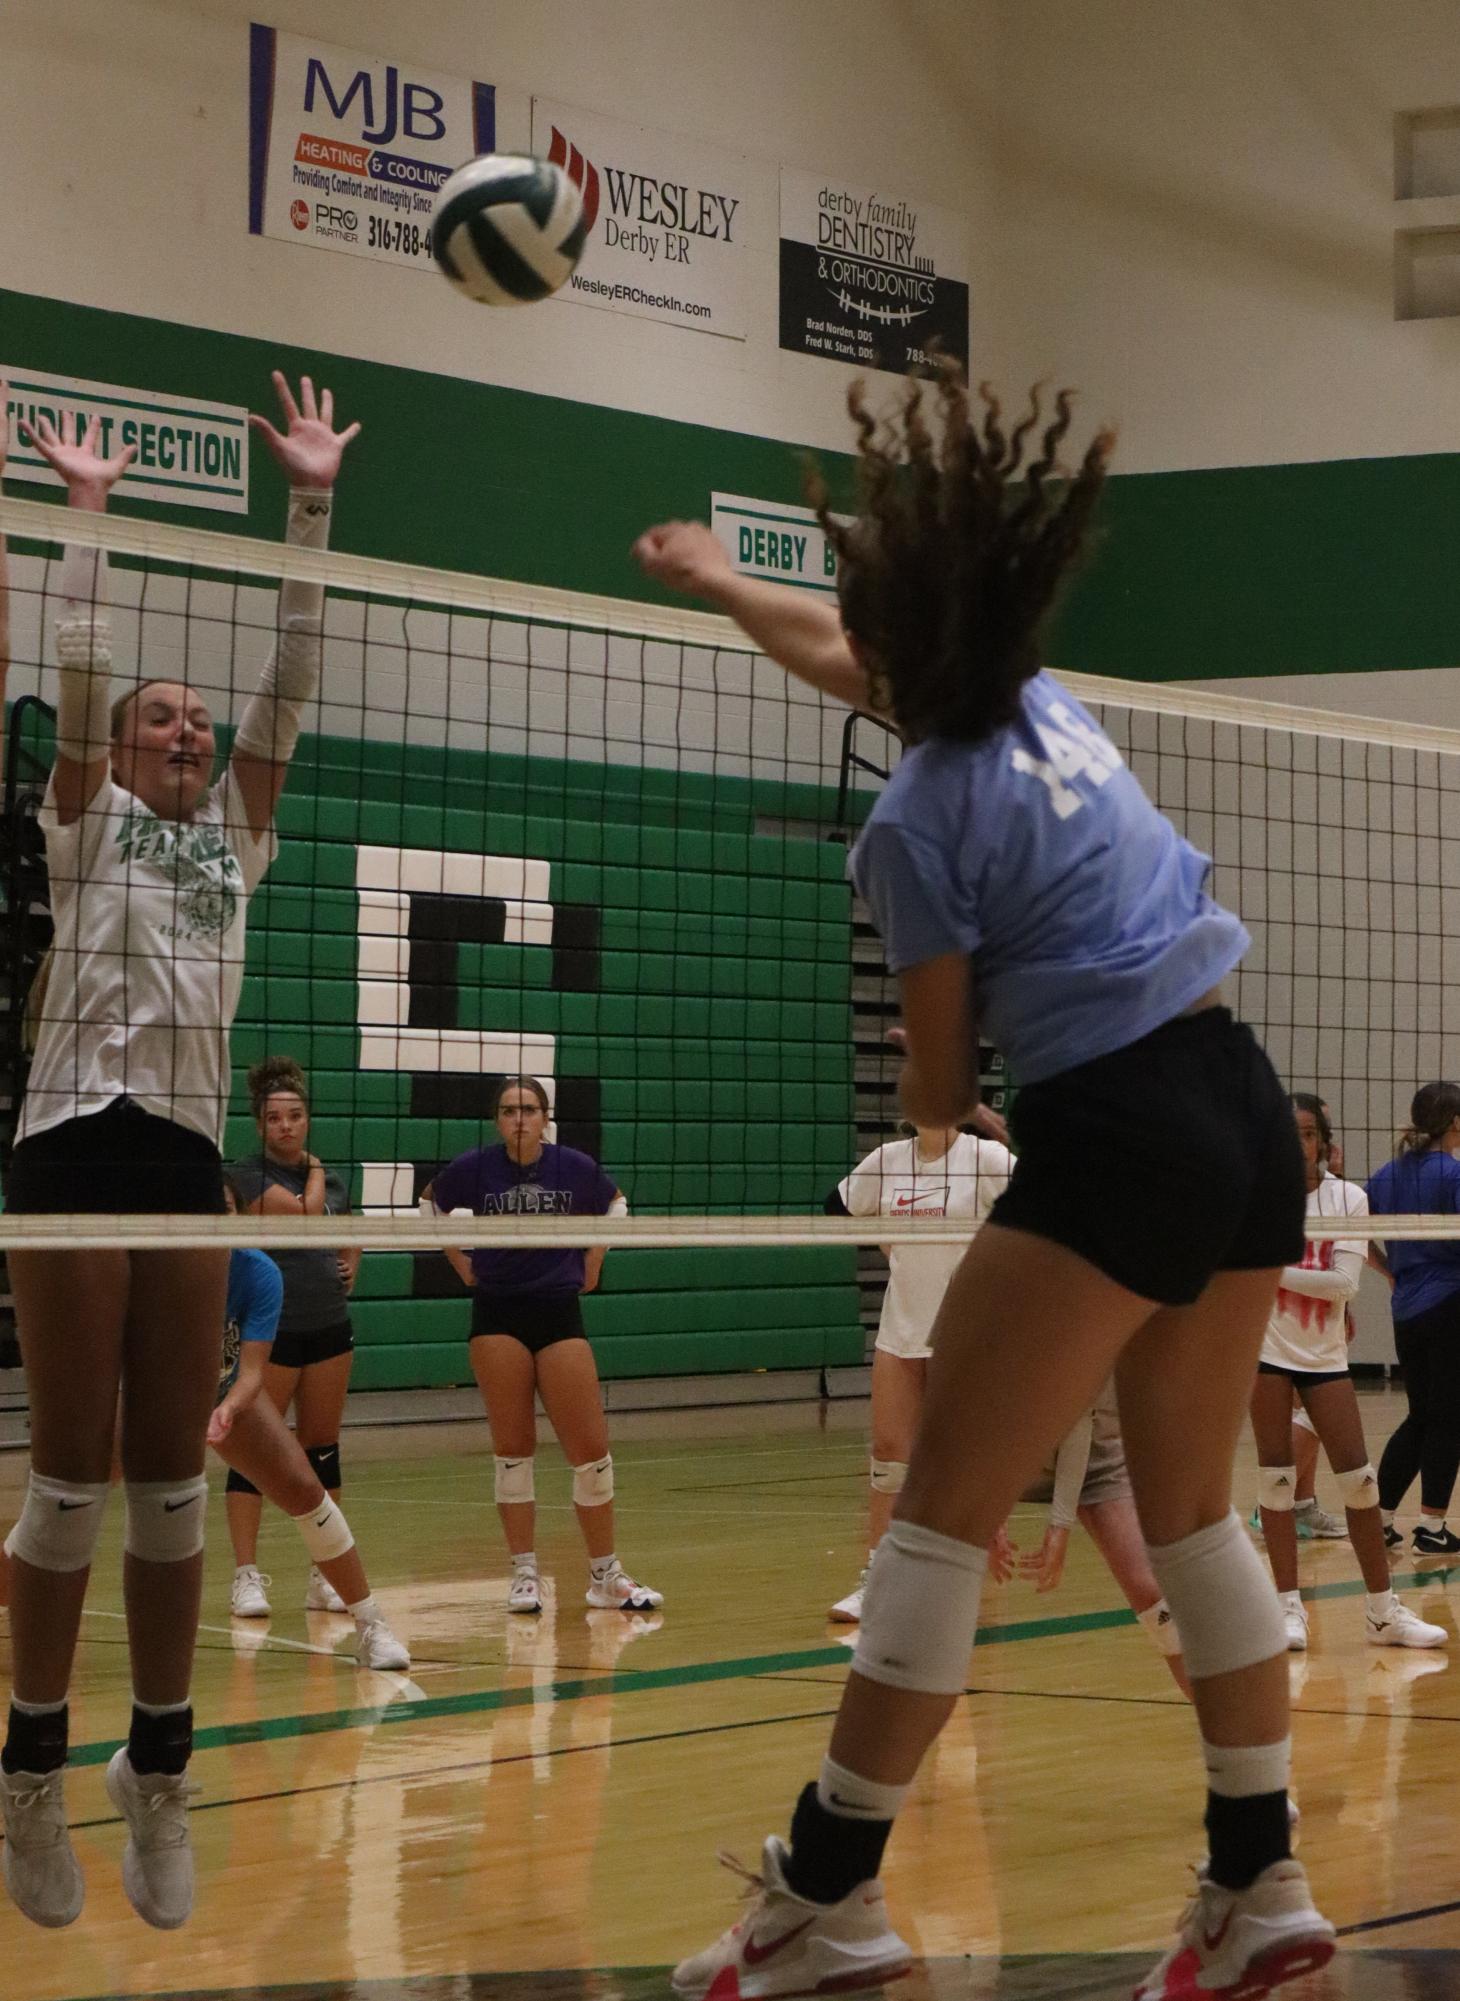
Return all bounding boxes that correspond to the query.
[248,371,361,488]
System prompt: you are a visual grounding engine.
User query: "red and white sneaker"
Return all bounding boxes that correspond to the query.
[1135,1860,1335,2000]
[671,1837,911,2000]
[586,1563,663,1611]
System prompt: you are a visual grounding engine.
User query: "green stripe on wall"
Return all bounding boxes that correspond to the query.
[9,288,1460,682]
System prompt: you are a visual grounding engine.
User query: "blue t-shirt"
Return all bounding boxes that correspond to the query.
[218,1247,284,1403]
[1366,1149,1460,1322]
[430,1142,620,1295]
[849,672,1249,1084]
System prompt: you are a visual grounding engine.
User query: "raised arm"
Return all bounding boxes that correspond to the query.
[631,520,883,715]
[230,372,360,841]
[18,411,137,826]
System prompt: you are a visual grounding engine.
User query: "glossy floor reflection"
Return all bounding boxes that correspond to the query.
[3,1388,1458,2000]
[75,1949,1458,1998]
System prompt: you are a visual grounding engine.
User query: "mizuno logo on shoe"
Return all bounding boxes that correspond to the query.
[163,1496,201,1512]
[742,1918,816,1965]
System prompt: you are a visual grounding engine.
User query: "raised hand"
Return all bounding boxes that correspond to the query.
[248,371,361,488]
[632,520,735,601]
[18,410,137,510]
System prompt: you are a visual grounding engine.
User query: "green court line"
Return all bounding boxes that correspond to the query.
[65,1566,1455,1771]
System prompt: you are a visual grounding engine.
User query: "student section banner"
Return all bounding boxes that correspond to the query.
[779,168,969,374]
[248,23,495,273]
[531,99,750,340]
[2,369,249,513]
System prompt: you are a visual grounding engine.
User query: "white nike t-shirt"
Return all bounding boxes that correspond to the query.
[839,1132,1013,1357]
[20,768,276,1150]
[1260,1174,1368,1374]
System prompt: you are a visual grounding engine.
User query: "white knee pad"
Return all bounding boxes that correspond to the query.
[124,1475,208,1562]
[1146,1509,1285,1680]
[494,1455,535,1505]
[572,1455,614,1508]
[1137,1597,1183,1658]
[1333,1463,1379,1511]
[1257,1465,1298,1512]
[869,1457,907,1495]
[852,1517,988,1695]
[291,1492,355,1564]
[1292,1405,1317,1438]
[5,1473,111,1572]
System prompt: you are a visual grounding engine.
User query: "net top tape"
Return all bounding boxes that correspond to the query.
[0,1213,1443,1251]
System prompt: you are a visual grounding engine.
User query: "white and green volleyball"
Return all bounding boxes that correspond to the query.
[430,154,588,306]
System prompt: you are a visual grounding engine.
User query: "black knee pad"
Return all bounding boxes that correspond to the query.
[225,1467,261,1497]
[306,1442,342,1491]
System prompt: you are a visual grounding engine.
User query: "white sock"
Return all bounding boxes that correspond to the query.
[10,1695,65,1718]
[513,1551,538,1573]
[348,1594,379,1626]
[1381,1510,1396,1528]
[589,1553,619,1582]
[1202,1735,1290,1798]
[817,1754,910,1822]
[1279,1589,1303,1611]
[1366,1589,1398,1620]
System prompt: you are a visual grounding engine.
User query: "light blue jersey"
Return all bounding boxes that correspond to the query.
[850,672,1248,1084]
[218,1247,284,1404]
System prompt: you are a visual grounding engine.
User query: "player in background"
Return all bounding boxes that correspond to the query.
[827,1118,1013,1622]
[423,1076,661,1617]
[1252,1096,1444,1652]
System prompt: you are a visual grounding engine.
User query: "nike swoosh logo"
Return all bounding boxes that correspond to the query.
[743,1919,815,1966]
[164,1495,202,1513]
[1203,1909,1235,1953]
[314,1512,331,1529]
[57,1500,94,1512]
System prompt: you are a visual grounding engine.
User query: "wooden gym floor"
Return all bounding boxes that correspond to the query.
[0,1384,1453,2000]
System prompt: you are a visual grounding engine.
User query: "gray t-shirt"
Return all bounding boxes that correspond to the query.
[229,1153,352,1335]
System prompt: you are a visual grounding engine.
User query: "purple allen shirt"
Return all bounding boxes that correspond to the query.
[430,1142,620,1295]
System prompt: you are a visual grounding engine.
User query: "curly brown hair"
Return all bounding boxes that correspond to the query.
[248,1053,310,1119]
[807,363,1115,743]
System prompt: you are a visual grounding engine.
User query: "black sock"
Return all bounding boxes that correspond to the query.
[1205,1790,1291,1891]
[781,1781,892,1906]
[1,1703,67,1777]
[127,1704,193,1778]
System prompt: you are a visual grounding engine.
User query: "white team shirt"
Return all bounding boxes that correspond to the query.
[1260,1173,1368,1374]
[19,768,276,1149]
[838,1131,1014,1353]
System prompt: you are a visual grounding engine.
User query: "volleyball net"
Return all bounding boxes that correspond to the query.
[1,490,1457,1285]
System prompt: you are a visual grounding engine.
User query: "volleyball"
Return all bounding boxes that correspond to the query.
[430,154,588,306]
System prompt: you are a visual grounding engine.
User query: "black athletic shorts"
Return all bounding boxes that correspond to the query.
[990,1007,1304,1307]
[269,1317,354,1370]
[1257,1362,1349,1387]
[5,1099,227,1215]
[470,1290,586,1354]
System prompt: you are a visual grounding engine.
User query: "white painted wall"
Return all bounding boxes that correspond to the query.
[0,0,999,455]
[982,0,1460,474]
